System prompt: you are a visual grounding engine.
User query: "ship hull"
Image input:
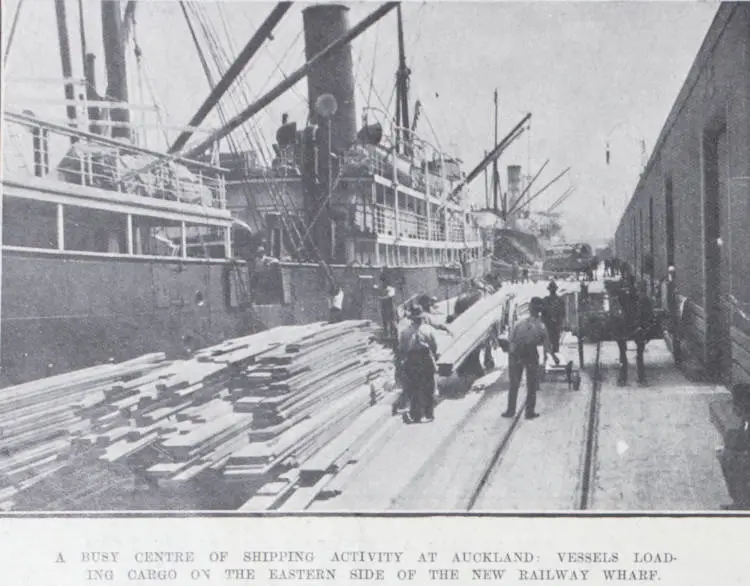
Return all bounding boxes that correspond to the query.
[251,256,492,328]
[1,248,489,386]
[1,248,257,386]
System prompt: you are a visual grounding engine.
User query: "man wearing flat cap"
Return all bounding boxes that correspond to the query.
[397,305,439,424]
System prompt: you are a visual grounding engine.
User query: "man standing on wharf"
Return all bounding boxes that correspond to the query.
[502,297,550,420]
[542,280,565,366]
[397,305,439,424]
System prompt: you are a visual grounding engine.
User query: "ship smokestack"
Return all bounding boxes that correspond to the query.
[84,53,102,134]
[54,0,77,127]
[101,0,130,140]
[302,4,357,153]
[507,165,522,210]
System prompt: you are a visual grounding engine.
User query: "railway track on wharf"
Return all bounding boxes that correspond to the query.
[461,340,604,512]
[297,335,606,512]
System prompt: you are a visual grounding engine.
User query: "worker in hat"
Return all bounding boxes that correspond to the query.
[397,305,439,423]
[415,294,452,334]
[502,296,551,420]
[542,280,565,366]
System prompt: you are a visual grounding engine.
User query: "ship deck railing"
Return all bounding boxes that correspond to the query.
[2,110,228,210]
[358,108,469,194]
[352,202,475,244]
[343,148,450,200]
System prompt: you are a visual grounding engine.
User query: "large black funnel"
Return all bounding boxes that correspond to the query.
[302,4,357,153]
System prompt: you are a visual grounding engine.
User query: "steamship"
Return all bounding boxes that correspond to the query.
[1,2,491,386]
[223,4,490,328]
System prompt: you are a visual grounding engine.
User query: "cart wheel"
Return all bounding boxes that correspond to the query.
[573,374,581,391]
[578,338,584,369]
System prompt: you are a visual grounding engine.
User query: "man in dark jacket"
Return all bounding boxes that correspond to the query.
[633,279,655,385]
[614,272,636,385]
[543,280,565,365]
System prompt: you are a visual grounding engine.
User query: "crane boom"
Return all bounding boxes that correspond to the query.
[547,186,576,213]
[449,113,531,201]
[507,166,570,217]
[169,2,292,153]
[120,3,397,182]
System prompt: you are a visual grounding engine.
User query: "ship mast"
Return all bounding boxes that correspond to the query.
[394,4,411,155]
[54,0,78,128]
[492,89,500,215]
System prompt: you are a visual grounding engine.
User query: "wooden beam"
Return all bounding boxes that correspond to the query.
[437,290,510,376]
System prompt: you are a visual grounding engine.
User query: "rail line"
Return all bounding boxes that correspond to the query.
[465,401,525,510]
[577,341,602,510]
[465,340,603,511]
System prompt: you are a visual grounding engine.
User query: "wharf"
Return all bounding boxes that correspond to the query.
[0,279,735,512]
[310,319,732,512]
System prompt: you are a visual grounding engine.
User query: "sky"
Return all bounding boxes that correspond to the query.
[2,0,719,243]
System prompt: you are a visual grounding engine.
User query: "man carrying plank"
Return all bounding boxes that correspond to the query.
[415,294,452,335]
[502,297,551,420]
[397,306,439,424]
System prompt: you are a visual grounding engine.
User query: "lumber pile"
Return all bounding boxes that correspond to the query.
[224,321,395,491]
[0,319,398,510]
[0,353,167,509]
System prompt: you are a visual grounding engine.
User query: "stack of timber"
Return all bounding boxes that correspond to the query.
[240,294,518,510]
[224,321,396,497]
[0,354,167,509]
[0,319,399,510]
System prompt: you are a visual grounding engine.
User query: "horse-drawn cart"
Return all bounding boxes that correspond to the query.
[563,279,665,369]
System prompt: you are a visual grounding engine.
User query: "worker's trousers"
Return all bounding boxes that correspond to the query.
[381,300,397,338]
[403,349,436,421]
[329,308,343,323]
[506,348,539,416]
[617,339,646,384]
[545,323,561,354]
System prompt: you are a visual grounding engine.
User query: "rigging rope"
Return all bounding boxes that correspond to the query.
[184,4,265,227]
[366,20,381,112]
[219,3,307,109]
[189,3,312,255]
[195,5,334,278]
[77,0,87,71]
[131,14,169,147]
[3,0,26,67]
[180,1,216,86]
